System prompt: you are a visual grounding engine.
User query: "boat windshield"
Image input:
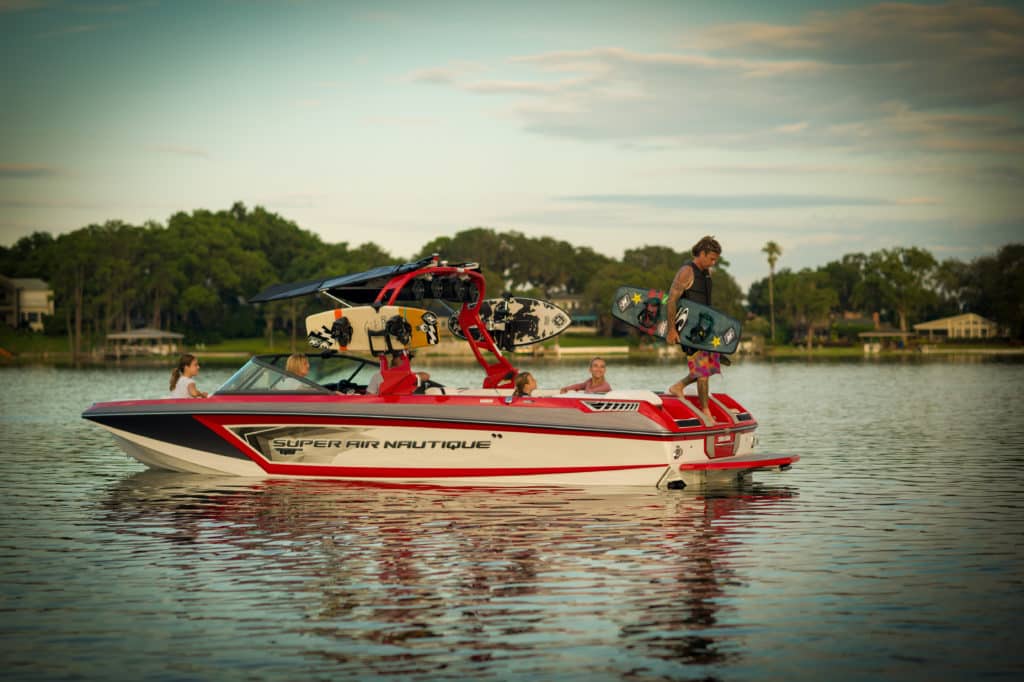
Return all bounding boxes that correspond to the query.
[213,354,378,395]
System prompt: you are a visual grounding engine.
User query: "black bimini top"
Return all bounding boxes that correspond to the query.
[249,256,445,304]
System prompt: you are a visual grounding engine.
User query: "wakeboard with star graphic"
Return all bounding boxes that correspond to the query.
[611,285,742,355]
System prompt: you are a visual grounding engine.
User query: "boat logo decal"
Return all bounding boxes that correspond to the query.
[582,401,640,412]
[419,312,439,344]
[675,306,689,327]
[226,425,492,464]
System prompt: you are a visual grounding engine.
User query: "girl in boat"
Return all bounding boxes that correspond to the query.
[513,371,536,397]
[169,353,208,399]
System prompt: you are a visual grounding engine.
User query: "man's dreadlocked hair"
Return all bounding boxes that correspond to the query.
[691,235,722,257]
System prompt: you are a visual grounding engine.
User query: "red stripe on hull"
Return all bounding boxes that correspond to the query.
[193,412,695,442]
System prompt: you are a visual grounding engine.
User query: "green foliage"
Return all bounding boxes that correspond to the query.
[831,319,875,343]
[747,244,1023,343]
[775,268,839,346]
[821,253,867,312]
[856,247,938,331]
[958,244,1024,339]
[3,206,1021,348]
[622,245,686,270]
[418,227,613,299]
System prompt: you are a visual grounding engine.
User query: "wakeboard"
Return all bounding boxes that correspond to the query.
[447,297,572,351]
[611,285,742,354]
[306,305,440,354]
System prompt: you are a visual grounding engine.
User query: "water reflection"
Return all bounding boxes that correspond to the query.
[99,472,797,677]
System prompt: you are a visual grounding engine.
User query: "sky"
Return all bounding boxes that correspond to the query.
[1,0,1022,289]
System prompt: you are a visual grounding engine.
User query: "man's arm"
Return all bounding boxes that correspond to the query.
[665,265,694,344]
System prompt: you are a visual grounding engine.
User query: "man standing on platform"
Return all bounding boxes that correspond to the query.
[666,235,723,421]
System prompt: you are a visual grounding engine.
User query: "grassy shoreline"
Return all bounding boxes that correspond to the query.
[2,328,1020,367]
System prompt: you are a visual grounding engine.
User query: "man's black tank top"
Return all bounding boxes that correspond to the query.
[682,260,712,305]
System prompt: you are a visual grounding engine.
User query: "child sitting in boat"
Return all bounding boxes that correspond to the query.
[169,353,208,399]
[559,357,611,394]
[513,371,536,398]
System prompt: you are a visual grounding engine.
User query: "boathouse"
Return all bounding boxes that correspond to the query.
[105,328,184,358]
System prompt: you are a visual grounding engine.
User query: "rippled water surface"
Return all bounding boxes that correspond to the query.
[2,358,1023,680]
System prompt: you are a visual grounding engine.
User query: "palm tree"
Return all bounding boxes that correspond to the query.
[762,241,783,343]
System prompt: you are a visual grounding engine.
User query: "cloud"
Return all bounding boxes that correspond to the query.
[0,164,59,179]
[0,0,50,12]
[36,24,97,38]
[667,161,1024,188]
[258,192,323,210]
[148,145,209,159]
[464,79,572,95]
[406,61,485,85]
[363,115,438,127]
[72,3,148,14]
[404,3,1024,155]
[697,2,1024,69]
[558,193,922,210]
[0,197,105,209]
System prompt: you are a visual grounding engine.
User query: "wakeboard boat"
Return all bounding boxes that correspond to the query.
[83,256,798,488]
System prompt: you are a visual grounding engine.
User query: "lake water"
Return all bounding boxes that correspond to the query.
[2,357,1023,680]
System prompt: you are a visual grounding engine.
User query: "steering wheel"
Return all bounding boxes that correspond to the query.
[414,379,446,395]
[325,379,360,394]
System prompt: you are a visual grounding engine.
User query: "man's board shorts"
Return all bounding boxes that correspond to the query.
[686,349,721,378]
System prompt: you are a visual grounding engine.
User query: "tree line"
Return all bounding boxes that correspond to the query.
[1,202,1020,356]
[746,244,1023,344]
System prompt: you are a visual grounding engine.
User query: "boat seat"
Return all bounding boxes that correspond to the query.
[556,389,663,406]
[451,387,662,405]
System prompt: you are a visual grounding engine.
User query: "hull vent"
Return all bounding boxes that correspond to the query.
[582,401,640,412]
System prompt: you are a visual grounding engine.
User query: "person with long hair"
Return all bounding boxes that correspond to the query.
[276,353,311,390]
[513,371,536,398]
[169,353,207,399]
[560,357,611,394]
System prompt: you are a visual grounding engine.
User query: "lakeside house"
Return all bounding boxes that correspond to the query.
[0,275,54,332]
[913,313,1002,340]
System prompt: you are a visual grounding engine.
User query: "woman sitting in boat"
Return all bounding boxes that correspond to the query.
[276,353,311,390]
[559,357,611,394]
